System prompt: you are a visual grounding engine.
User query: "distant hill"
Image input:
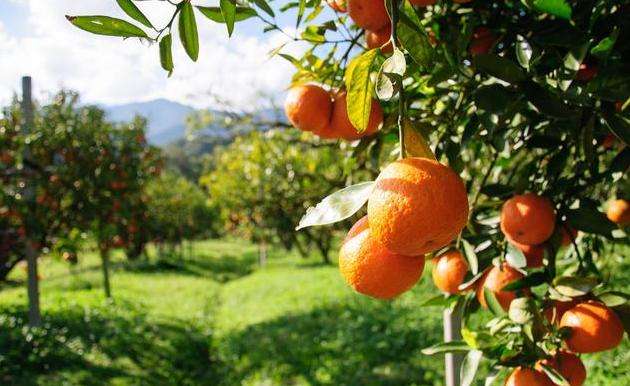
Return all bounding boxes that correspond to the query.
[103,99,194,145]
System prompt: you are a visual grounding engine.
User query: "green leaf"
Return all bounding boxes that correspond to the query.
[65,15,148,38]
[376,49,406,101]
[539,363,570,386]
[605,114,630,147]
[462,240,478,275]
[460,350,483,386]
[159,34,174,76]
[505,243,527,269]
[301,26,326,43]
[474,54,526,84]
[422,341,471,355]
[179,1,199,61]
[297,0,306,26]
[508,297,536,324]
[598,291,630,307]
[591,29,618,60]
[219,0,236,37]
[116,0,153,28]
[420,294,451,307]
[295,182,374,230]
[559,42,590,91]
[502,271,547,291]
[474,85,513,113]
[252,0,275,17]
[523,82,573,118]
[484,288,507,316]
[197,6,257,23]
[345,49,378,132]
[532,0,572,20]
[398,20,434,70]
[566,205,617,237]
[480,184,514,198]
[515,35,532,70]
[553,276,598,297]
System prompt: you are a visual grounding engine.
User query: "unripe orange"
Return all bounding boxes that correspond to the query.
[560,301,624,353]
[366,24,392,53]
[432,250,468,294]
[500,193,556,245]
[284,84,333,133]
[329,91,383,140]
[477,263,524,310]
[367,157,469,255]
[606,199,630,225]
[347,0,390,31]
[339,216,425,299]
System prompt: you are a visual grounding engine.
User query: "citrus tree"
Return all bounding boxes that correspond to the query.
[69,0,629,384]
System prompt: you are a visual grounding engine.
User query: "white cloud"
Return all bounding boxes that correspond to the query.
[0,0,298,110]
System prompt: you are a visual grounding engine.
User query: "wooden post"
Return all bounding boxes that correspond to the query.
[22,76,42,327]
[443,307,463,386]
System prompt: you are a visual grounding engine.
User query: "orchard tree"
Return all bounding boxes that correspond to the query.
[69,0,629,384]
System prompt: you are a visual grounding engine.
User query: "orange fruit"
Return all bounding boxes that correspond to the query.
[560,301,624,353]
[329,91,383,140]
[606,199,630,225]
[366,23,392,53]
[327,0,347,12]
[284,84,333,133]
[409,0,436,6]
[338,216,425,299]
[432,250,468,294]
[505,367,554,386]
[500,193,556,246]
[347,0,390,31]
[559,225,578,247]
[477,263,524,310]
[367,157,469,255]
[576,63,598,82]
[537,351,586,386]
[469,27,495,56]
[543,299,579,325]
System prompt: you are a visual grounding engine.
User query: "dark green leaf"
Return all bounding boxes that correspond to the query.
[66,15,148,38]
[523,82,573,118]
[502,271,547,291]
[474,54,526,84]
[480,184,514,198]
[219,0,236,36]
[566,204,616,237]
[253,0,275,17]
[197,6,257,23]
[179,1,199,61]
[116,0,153,28]
[422,341,471,355]
[159,33,174,76]
[605,114,630,147]
[398,20,434,70]
[474,85,513,113]
[484,288,507,316]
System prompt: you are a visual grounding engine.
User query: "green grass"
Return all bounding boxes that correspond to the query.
[0,239,628,385]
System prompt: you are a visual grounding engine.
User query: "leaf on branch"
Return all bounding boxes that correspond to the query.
[402,119,436,160]
[376,49,406,101]
[604,114,630,147]
[474,54,526,84]
[566,203,617,237]
[116,0,153,29]
[159,34,174,76]
[197,6,257,23]
[421,340,471,355]
[65,15,148,38]
[252,0,275,17]
[484,288,507,316]
[398,21,434,70]
[505,243,527,269]
[553,276,598,297]
[179,1,199,61]
[345,49,378,132]
[515,35,532,70]
[539,363,570,386]
[597,291,630,307]
[295,181,375,230]
[219,0,237,37]
[531,0,572,20]
[460,350,483,386]
[461,239,479,275]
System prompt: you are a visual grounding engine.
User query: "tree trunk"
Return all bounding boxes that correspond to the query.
[100,247,112,299]
[258,242,267,267]
[26,241,42,327]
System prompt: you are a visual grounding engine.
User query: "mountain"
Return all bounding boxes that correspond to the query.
[103,99,194,145]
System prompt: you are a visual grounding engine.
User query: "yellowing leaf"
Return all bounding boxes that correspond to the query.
[345,49,378,132]
[403,119,436,159]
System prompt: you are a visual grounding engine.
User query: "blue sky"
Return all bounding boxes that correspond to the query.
[0,0,317,109]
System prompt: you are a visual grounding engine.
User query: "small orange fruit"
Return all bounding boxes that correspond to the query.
[367,157,469,255]
[284,84,333,133]
[477,263,524,310]
[606,199,630,225]
[501,193,556,246]
[347,0,390,31]
[339,216,425,299]
[432,250,468,294]
[505,367,554,386]
[329,91,383,140]
[409,0,436,6]
[366,23,392,53]
[537,351,586,386]
[560,301,624,353]
[469,27,495,56]
[543,299,579,325]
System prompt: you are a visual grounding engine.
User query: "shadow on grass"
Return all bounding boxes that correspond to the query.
[0,302,216,386]
[215,300,445,386]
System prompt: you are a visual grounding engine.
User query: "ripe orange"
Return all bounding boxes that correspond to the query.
[409,0,435,6]
[537,351,586,386]
[606,199,630,225]
[505,367,554,386]
[560,301,624,353]
[432,250,468,294]
[469,27,495,56]
[338,216,425,299]
[347,0,390,31]
[500,193,556,246]
[366,23,392,53]
[329,91,383,140]
[326,0,347,12]
[284,84,333,133]
[601,133,617,150]
[576,63,598,82]
[543,299,579,325]
[367,157,469,255]
[477,263,524,310]
[508,237,545,268]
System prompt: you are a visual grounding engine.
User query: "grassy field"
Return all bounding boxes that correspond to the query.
[0,239,628,385]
